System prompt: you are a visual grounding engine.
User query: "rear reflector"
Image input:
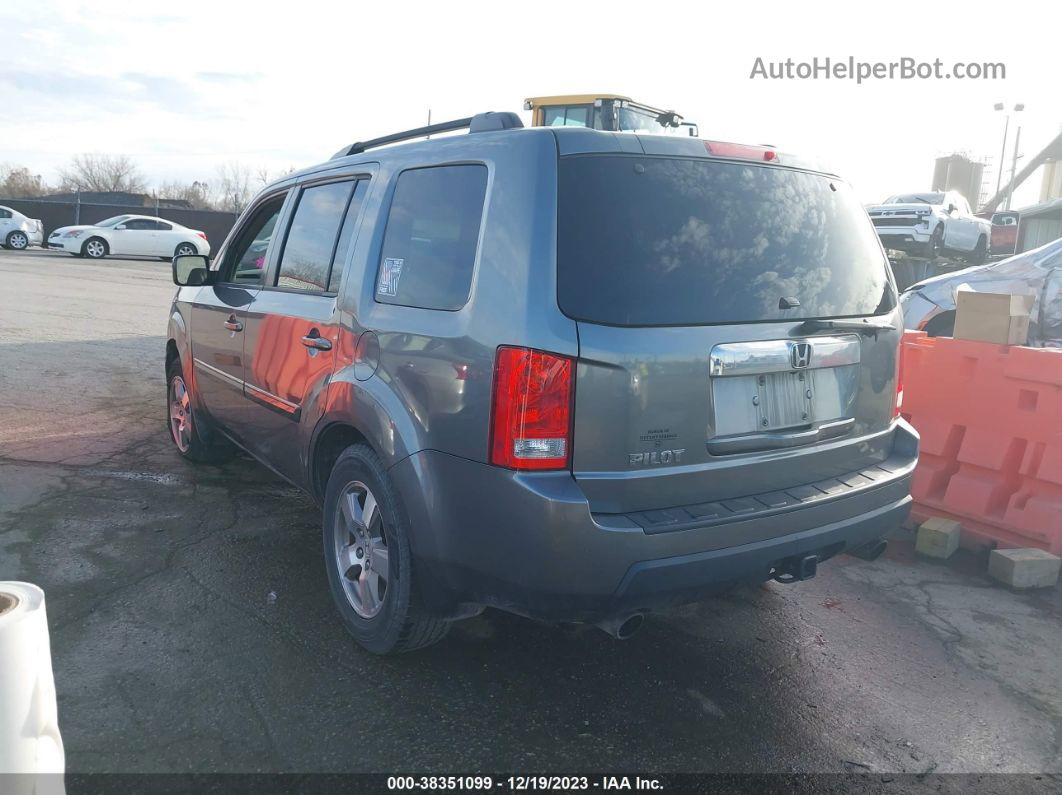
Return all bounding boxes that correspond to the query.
[704,140,777,162]
[490,347,573,470]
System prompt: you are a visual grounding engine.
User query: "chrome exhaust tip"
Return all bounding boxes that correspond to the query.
[850,538,888,561]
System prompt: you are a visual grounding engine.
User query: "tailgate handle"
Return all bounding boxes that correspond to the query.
[707,418,855,456]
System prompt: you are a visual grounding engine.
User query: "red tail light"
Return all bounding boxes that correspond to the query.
[704,140,777,162]
[195,231,208,241]
[490,347,573,470]
[894,348,905,418]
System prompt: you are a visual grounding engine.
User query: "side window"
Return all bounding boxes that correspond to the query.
[328,180,369,292]
[275,180,354,292]
[375,165,487,311]
[157,221,173,231]
[543,105,590,127]
[124,218,153,230]
[0,209,11,219]
[220,195,286,285]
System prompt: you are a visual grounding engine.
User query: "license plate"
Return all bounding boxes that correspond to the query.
[711,367,855,437]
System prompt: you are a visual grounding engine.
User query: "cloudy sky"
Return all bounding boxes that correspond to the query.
[1,0,1058,208]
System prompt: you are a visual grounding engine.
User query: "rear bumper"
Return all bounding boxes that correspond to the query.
[392,421,918,622]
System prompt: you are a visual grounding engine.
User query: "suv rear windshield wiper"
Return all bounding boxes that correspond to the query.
[793,318,896,336]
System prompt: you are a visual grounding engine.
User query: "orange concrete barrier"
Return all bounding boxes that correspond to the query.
[901,332,1062,554]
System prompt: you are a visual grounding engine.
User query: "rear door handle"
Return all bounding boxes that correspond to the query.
[224,316,243,332]
[301,330,332,351]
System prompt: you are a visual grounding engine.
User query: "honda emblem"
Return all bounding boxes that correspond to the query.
[791,342,812,369]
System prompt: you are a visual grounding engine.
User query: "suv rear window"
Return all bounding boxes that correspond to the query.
[375,165,487,311]
[557,156,893,327]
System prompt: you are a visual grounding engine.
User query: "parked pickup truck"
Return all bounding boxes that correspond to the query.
[867,191,991,263]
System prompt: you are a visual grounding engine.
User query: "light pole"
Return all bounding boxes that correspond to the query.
[1006,125,1024,211]
[993,102,1024,202]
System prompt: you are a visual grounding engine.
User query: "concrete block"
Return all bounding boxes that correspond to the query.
[988,548,1061,589]
[916,517,961,559]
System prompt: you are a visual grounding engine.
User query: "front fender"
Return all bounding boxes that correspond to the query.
[166,300,202,409]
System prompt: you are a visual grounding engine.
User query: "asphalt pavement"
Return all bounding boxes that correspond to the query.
[1,248,1060,778]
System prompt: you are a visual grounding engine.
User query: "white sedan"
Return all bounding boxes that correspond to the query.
[47,214,211,260]
[0,204,44,250]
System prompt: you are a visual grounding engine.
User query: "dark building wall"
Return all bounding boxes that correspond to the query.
[0,198,238,252]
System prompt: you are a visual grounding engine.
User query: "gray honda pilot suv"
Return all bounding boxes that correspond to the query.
[166,112,918,654]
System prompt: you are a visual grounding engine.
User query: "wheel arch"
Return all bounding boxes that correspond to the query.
[310,421,373,505]
[923,310,956,337]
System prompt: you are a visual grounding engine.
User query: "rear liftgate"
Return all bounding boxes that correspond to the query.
[709,335,863,582]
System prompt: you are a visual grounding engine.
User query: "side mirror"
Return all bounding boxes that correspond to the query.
[173,254,212,286]
[948,205,957,215]
[115,224,127,230]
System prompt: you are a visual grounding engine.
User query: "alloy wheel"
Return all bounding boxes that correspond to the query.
[168,375,192,453]
[333,480,390,618]
[8,232,28,250]
[85,240,106,258]
[176,244,195,257]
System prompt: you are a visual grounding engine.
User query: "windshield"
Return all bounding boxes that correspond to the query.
[93,215,131,228]
[558,155,894,327]
[885,193,944,205]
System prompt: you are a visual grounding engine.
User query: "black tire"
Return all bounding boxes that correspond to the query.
[926,225,945,259]
[322,444,449,654]
[82,237,108,259]
[165,358,236,463]
[6,231,29,250]
[174,242,198,258]
[969,235,988,264]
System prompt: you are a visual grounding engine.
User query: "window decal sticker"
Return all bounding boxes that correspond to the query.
[378,257,404,297]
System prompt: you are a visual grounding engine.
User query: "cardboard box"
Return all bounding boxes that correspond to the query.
[953,291,1034,345]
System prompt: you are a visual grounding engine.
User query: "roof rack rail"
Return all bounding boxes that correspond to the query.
[332,111,523,159]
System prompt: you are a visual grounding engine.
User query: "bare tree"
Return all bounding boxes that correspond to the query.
[156,179,214,210]
[58,153,146,193]
[254,165,297,188]
[0,164,48,198]
[214,162,253,213]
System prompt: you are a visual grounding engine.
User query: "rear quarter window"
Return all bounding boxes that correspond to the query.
[374,165,487,311]
[558,155,893,326]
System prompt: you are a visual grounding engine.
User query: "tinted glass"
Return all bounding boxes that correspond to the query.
[375,165,487,311]
[157,221,173,230]
[544,106,590,127]
[0,209,11,219]
[124,218,154,230]
[94,216,129,228]
[328,180,368,292]
[223,195,285,285]
[558,156,893,327]
[277,181,353,291]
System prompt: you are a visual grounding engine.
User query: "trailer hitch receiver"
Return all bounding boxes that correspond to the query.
[773,554,818,584]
